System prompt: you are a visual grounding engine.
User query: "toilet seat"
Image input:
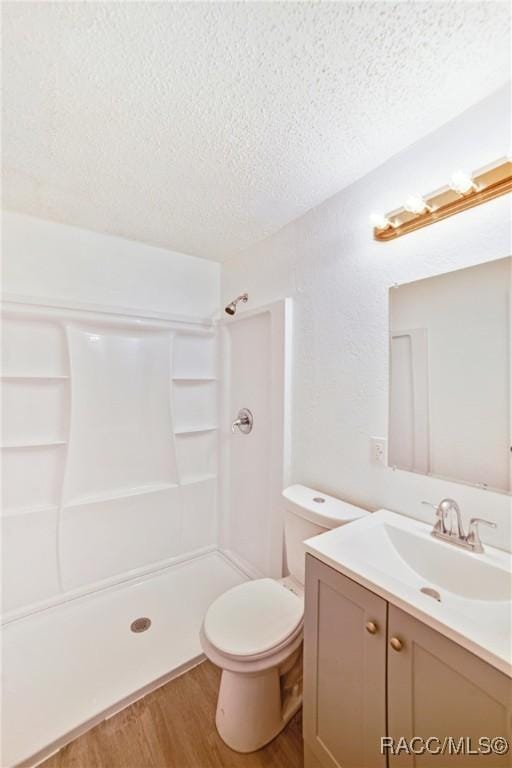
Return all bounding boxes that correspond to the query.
[203,578,303,660]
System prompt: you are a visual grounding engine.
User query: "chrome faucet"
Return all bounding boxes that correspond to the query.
[436,498,464,538]
[422,499,496,554]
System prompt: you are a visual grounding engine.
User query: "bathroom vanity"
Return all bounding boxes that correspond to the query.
[302,511,512,768]
[301,257,512,768]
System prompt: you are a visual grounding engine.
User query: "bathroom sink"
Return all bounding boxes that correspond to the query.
[380,522,511,601]
[304,509,512,676]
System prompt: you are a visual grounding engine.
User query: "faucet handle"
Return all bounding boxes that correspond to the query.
[422,500,446,534]
[466,518,497,553]
[468,517,497,529]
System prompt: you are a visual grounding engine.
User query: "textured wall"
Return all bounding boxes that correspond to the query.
[222,87,512,550]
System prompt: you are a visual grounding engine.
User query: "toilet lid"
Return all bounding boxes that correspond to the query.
[203,579,304,658]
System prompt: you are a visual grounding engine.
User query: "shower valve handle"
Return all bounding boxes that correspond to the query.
[231,408,253,434]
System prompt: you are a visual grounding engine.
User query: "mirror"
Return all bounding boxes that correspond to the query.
[389,257,511,494]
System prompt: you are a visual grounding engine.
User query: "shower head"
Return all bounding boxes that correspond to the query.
[224,293,248,316]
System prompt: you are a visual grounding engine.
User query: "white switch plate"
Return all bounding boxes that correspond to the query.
[371,437,387,465]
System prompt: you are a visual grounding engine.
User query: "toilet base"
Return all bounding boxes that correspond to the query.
[215,647,303,753]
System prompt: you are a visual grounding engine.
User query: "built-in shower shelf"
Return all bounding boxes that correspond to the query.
[180,473,217,486]
[174,425,218,435]
[1,375,69,381]
[1,440,67,449]
[2,503,59,519]
[63,482,180,509]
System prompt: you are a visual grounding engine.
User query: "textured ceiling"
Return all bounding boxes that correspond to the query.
[2,2,510,262]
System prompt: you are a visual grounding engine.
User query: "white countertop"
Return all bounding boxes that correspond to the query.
[304,509,512,677]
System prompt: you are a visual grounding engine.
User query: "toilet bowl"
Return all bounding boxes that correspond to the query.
[200,484,368,753]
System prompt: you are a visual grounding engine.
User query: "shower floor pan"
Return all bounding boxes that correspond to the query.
[1,551,246,768]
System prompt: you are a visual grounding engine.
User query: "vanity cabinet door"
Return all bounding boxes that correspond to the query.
[304,554,387,768]
[388,605,512,767]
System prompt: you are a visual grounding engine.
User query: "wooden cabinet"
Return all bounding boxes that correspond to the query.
[387,605,512,767]
[303,553,388,768]
[304,554,512,768]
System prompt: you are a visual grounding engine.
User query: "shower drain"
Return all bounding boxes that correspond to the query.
[130,617,152,633]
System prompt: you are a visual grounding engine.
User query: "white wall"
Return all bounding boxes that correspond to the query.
[2,211,220,319]
[222,85,512,551]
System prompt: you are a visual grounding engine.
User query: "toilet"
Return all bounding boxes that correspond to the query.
[200,483,368,753]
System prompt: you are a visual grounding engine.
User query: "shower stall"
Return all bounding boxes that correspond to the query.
[1,214,291,767]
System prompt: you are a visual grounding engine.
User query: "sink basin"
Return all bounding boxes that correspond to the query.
[304,509,512,676]
[374,522,511,602]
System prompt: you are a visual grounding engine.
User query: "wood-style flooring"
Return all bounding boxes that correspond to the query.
[41,661,304,768]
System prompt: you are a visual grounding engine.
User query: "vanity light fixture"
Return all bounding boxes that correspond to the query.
[404,195,434,215]
[369,212,396,231]
[449,170,478,195]
[373,158,512,241]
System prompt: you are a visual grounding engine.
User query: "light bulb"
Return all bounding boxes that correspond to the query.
[404,195,432,215]
[449,170,477,195]
[370,213,393,230]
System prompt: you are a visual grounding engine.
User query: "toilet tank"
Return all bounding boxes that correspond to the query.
[282,485,368,585]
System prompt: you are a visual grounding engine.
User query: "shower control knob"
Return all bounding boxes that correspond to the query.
[365,621,378,635]
[231,408,253,434]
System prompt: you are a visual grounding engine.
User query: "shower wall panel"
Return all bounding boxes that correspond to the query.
[60,487,184,590]
[219,300,291,579]
[1,300,219,617]
[62,326,177,506]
